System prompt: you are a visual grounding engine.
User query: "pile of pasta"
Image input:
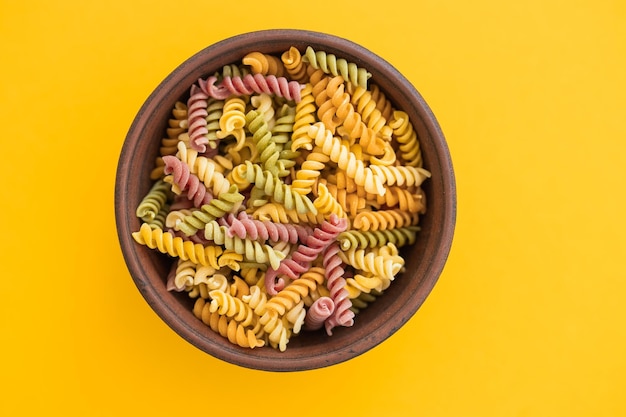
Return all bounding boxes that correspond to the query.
[132,46,431,351]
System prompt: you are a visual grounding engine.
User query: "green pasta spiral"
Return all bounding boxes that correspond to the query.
[302,46,372,89]
[239,161,317,214]
[178,184,244,236]
[204,221,287,271]
[135,179,173,223]
[245,109,288,178]
[337,226,420,251]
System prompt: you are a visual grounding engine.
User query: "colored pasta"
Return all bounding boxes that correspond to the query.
[131,45,431,351]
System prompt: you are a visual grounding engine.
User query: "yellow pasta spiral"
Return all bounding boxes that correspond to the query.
[250,202,325,225]
[290,83,317,151]
[239,263,265,286]
[390,110,423,168]
[316,76,345,133]
[367,186,426,214]
[250,93,275,129]
[315,179,367,218]
[229,275,250,299]
[369,164,431,188]
[337,244,404,281]
[204,221,286,270]
[313,182,348,220]
[308,122,385,196]
[345,84,392,138]
[132,223,222,268]
[280,46,308,83]
[193,298,265,349]
[258,311,291,351]
[352,209,419,231]
[175,141,231,196]
[345,272,389,299]
[290,147,329,196]
[216,96,247,149]
[242,285,270,315]
[208,289,257,327]
[172,259,197,290]
[264,267,325,316]
[348,82,393,122]
[217,250,244,271]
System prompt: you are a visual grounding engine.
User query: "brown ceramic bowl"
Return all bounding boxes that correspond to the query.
[115,29,456,371]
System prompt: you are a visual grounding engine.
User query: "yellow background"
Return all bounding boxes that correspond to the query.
[1,1,625,416]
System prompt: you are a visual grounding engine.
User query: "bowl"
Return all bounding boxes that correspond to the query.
[115,29,456,371]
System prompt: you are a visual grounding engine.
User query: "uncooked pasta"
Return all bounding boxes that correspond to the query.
[132,44,431,351]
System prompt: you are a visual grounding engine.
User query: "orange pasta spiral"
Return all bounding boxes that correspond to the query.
[193,298,265,348]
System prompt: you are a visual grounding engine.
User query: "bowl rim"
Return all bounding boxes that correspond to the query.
[115,28,457,371]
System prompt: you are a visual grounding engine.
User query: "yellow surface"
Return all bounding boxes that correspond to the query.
[1,1,625,416]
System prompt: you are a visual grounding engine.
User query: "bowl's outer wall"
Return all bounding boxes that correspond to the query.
[115,29,456,371]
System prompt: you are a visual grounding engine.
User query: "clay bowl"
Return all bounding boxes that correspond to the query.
[115,29,456,371]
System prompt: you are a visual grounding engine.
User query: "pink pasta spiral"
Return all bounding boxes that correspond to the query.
[186,84,210,152]
[264,214,348,295]
[303,297,335,331]
[224,212,311,244]
[162,155,213,207]
[202,73,304,102]
[323,242,355,335]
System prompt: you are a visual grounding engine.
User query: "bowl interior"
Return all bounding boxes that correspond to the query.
[115,29,456,371]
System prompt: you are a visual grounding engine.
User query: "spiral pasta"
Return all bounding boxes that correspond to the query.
[302,46,371,89]
[186,84,212,152]
[352,208,419,231]
[290,147,329,196]
[337,243,404,281]
[236,161,316,214]
[150,101,189,180]
[290,83,317,152]
[216,96,247,149]
[313,182,347,220]
[177,185,244,236]
[243,51,286,77]
[345,271,389,299]
[264,215,348,294]
[337,226,420,251]
[133,44,431,351]
[264,266,325,316]
[224,212,311,244]
[208,289,257,327]
[136,179,173,223]
[323,242,354,334]
[303,297,335,331]
[280,46,309,83]
[174,141,232,197]
[245,109,287,178]
[193,298,265,349]
[250,202,326,225]
[308,122,385,195]
[132,223,223,268]
[162,155,213,207]
[204,221,287,270]
[202,73,304,102]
